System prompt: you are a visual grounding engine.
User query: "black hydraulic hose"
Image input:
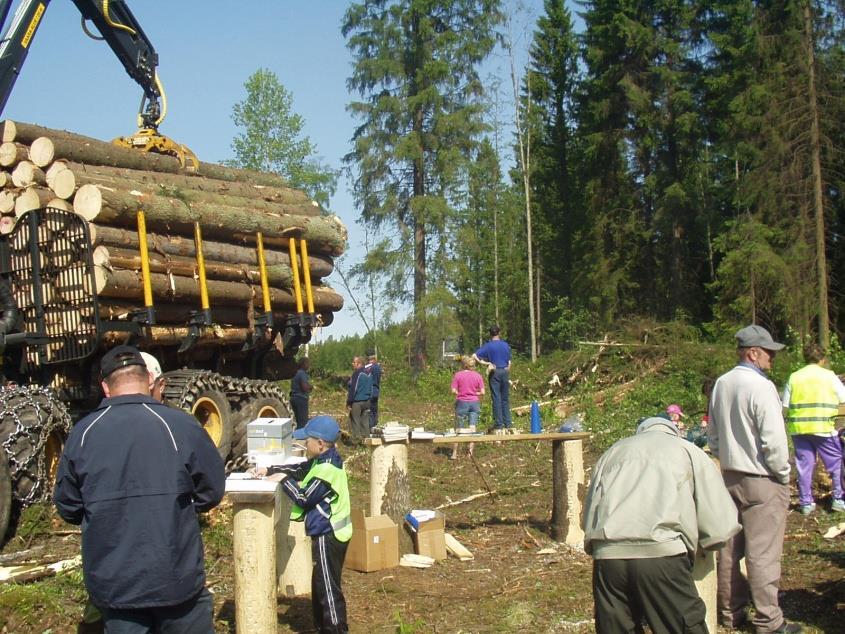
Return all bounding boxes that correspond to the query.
[0,276,17,335]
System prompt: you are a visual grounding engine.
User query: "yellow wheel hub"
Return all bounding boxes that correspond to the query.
[44,432,64,482]
[193,397,224,446]
[257,404,282,418]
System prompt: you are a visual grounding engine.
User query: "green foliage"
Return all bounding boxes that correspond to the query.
[393,609,426,633]
[0,571,86,627]
[226,68,337,207]
[545,297,592,347]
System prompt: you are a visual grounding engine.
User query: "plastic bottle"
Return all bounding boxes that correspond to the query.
[530,400,542,434]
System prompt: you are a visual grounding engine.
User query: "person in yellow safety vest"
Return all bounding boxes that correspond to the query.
[782,343,845,515]
[249,416,351,634]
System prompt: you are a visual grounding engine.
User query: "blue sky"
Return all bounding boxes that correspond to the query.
[3,1,555,340]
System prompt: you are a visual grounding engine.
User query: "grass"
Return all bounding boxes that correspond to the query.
[0,569,86,628]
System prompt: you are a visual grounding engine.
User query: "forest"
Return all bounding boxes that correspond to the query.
[335,0,845,366]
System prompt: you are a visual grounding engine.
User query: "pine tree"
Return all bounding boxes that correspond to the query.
[343,0,502,373]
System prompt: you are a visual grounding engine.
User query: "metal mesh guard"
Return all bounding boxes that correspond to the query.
[8,208,99,365]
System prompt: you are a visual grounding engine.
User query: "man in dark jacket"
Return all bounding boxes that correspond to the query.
[54,345,226,633]
[346,356,372,439]
[364,351,382,429]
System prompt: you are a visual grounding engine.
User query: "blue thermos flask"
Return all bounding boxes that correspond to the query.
[530,400,542,433]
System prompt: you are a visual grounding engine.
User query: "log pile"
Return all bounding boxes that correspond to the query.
[0,120,346,355]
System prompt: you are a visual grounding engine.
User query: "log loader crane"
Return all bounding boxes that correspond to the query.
[0,0,197,168]
[0,2,324,540]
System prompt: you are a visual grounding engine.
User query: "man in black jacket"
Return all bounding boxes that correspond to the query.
[54,345,226,633]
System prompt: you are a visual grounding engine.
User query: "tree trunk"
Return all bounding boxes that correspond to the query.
[28,137,55,167]
[98,299,332,328]
[11,161,45,188]
[97,245,308,288]
[3,121,295,188]
[511,51,537,362]
[93,267,344,312]
[89,225,334,278]
[804,3,829,349]
[0,142,27,167]
[61,161,310,205]
[7,122,195,174]
[14,188,53,216]
[69,167,320,217]
[102,325,251,348]
[73,184,346,255]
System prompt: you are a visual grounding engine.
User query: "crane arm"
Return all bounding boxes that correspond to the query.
[0,1,197,169]
[0,1,160,128]
[70,0,161,130]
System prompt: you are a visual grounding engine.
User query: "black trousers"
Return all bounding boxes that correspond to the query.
[311,533,349,634]
[290,396,309,427]
[369,397,379,428]
[99,588,213,634]
[593,554,708,634]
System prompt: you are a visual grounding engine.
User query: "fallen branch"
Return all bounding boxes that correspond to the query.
[0,546,45,564]
[0,555,81,584]
[434,490,496,510]
[522,525,542,548]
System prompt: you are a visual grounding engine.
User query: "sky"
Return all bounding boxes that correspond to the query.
[2,0,554,341]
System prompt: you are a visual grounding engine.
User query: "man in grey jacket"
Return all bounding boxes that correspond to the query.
[708,325,800,634]
[584,417,740,634]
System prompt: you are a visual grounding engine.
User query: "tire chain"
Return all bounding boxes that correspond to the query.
[160,370,290,473]
[0,385,72,507]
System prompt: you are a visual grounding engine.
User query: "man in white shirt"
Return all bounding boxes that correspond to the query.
[708,325,800,634]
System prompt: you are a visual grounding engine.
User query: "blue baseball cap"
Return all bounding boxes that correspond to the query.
[292,416,340,442]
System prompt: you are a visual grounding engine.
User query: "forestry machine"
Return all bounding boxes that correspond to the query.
[0,0,197,168]
[0,2,318,540]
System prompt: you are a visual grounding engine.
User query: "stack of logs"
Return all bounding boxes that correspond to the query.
[0,120,346,352]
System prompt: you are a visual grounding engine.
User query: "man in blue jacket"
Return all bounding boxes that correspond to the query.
[54,345,226,633]
[346,356,372,439]
[473,325,512,432]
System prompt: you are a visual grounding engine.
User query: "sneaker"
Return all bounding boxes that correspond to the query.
[773,621,803,633]
[832,499,845,512]
[799,503,816,515]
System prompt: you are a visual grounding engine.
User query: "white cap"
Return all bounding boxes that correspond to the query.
[140,351,162,380]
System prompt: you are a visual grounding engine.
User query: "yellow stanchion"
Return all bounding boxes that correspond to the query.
[289,238,304,314]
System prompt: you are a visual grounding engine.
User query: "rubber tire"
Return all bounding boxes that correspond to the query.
[191,389,232,461]
[0,455,11,545]
[230,397,289,462]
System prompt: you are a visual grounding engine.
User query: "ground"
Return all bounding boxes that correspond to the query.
[1,366,844,633]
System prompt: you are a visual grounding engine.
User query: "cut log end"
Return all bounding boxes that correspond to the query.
[72,183,103,221]
[28,137,55,167]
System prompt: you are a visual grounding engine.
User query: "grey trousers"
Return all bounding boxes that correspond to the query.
[348,401,370,439]
[717,471,789,633]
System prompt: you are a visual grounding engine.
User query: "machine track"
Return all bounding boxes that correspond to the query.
[161,370,290,472]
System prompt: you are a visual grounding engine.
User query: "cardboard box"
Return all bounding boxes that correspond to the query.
[344,510,399,572]
[408,511,447,561]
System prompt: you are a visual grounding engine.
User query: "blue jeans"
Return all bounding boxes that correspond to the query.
[489,368,512,429]
[455,399,480,428]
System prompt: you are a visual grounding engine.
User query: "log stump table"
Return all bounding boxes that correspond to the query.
[364,431,590,545]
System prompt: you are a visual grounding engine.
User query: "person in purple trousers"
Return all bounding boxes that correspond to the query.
[782,342,845,515]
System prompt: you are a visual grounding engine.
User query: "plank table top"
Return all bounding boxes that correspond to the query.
[363,432,590,446]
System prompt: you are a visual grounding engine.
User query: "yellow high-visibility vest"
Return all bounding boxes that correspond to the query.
[290,459,352,542]
[786,364,840,435]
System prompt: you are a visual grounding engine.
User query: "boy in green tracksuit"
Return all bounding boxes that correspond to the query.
[253,416,351,634]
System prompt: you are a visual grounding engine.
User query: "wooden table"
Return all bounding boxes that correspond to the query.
[365,431,590,544]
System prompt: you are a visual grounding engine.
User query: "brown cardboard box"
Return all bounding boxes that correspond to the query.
[411,511,447,560]
[344,510,399,572]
